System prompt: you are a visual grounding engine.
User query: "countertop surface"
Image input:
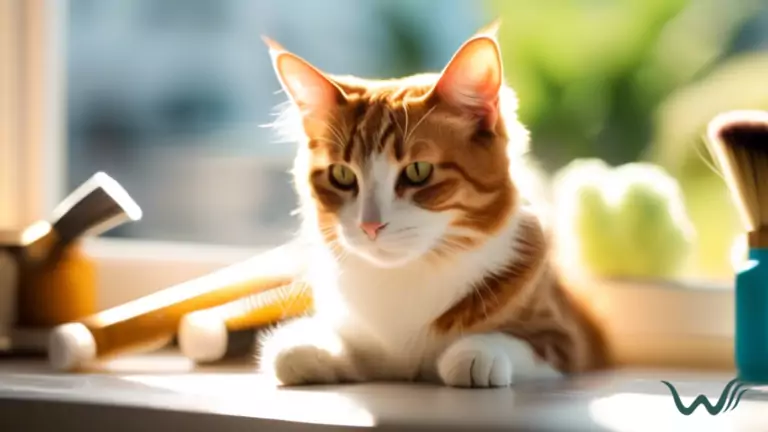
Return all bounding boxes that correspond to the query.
[0,351,767,431]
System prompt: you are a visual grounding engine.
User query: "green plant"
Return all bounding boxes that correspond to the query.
[553,159,695,278]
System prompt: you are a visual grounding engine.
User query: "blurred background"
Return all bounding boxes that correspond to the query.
[66,0,768,281]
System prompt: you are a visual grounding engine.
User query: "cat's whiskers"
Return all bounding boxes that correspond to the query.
[426,238,465,262]
[327,111,350,149]
[404,105,438,147]
[304,114,346,151]
[337,108,350,138]
[471,278,501,324]
[435,235,473,256]
[387,106,405,137]
[386,226,417,235]
[402,103,411,144]
[472,284,490,321]
[479,277,500,306]
[311,136,344,149]
[326,124,348,152]
[379,232,419,244]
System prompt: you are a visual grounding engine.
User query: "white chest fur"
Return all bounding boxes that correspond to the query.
[305,214,522,379]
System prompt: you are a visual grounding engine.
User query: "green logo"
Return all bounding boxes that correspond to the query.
[661,378,751,416]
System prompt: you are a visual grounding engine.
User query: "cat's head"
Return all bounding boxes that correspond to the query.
[268,22,530,268]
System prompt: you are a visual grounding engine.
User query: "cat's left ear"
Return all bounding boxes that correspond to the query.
[263,36,347,114]
[429,25,503,128]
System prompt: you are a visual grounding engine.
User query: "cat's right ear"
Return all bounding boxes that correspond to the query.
[263,37,347,114]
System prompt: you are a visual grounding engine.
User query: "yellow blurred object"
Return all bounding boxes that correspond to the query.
[3,172,142,353]
[16,243,97,328]
[47,242,303,372]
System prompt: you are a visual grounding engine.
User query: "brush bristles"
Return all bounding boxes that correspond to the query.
[706,110,768,242]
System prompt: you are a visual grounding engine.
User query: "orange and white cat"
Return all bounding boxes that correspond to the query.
[257,22,610,388]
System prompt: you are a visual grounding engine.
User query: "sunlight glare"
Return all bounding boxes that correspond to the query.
[588,392,764,432]
[120,374,376,427]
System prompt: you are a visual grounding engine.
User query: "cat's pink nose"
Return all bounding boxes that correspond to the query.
[360,222,387,240]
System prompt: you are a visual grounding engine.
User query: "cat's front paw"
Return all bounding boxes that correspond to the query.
[257,318,362,386]
[269,344,349,385]
[437,333,561,388]
[437,335,513,388]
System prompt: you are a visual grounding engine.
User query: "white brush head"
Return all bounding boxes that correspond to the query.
[178,312,228,363]
[48,322,96,371]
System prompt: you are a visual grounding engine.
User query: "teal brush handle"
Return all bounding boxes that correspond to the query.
[736,248,768,383]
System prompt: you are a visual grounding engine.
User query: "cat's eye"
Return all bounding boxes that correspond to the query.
[329,164,357,190]
[401,161,433,186]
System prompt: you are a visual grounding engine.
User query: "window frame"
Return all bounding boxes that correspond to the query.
[1,0,737,367]
[0,0,62,230]
[0,0,266,309]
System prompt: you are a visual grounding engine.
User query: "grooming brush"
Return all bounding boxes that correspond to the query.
[8,172,142,353]
[47,241,303,372]
[178,282,312,363]
[705,109,768,383]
